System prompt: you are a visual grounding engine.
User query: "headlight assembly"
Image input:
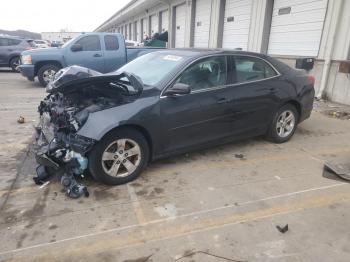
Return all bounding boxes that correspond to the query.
[21,55,32,65]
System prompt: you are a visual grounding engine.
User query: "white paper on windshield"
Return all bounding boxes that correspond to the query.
[163,55,183,61]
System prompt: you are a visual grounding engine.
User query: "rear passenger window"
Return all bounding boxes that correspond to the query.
[75,35,101,51]
[104,35,119,50]
[233,56,277,84]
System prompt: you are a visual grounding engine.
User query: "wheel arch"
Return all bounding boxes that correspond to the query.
[282,100,301,120]
[8,55,20,66]
[34,61,63,76]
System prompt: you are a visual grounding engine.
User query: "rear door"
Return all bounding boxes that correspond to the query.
[102,35,126,72]
[65,35,105,72]
[160,55,232,153]
[227,55,281,134]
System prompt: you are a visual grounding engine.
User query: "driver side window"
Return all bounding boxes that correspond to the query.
[75,35,101,51]
[175,56,227,91]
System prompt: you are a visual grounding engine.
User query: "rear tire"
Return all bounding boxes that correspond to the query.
[267,104,299,143]
[10,57,21,72]
[88,128,149,185]
[37,64,60,87]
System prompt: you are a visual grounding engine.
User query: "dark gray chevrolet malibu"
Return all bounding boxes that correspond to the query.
[35,49,315,186]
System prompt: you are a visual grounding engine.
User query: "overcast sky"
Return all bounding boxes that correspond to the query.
[0,0,131,33]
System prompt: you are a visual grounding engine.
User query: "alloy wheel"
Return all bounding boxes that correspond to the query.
[101,138,141,177]
[276,110,295,138]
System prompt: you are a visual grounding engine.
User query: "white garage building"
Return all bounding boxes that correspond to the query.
[95,0,350,105]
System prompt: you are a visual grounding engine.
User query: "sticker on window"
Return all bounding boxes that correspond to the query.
[163,55,183,61]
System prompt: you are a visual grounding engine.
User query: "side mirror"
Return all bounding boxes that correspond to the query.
[71,44,83,52]
[164,83,191,96]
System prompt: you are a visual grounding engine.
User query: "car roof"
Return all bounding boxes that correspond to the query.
[150,48,294,75]
[154,48,270,59]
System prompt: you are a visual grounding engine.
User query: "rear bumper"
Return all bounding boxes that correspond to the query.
[299,87,315,122]
[19,65,35,79]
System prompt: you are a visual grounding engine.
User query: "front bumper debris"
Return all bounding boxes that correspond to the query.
[33,119,95,199]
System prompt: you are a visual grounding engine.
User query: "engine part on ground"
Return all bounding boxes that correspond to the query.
[33,165,54,185]
[61,174,89,198]
[34,132,90,199]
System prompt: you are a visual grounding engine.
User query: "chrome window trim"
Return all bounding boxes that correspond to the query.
[160,53,282,99]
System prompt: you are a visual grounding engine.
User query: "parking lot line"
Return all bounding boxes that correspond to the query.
[0,182,348,259]
[127,183,147,224]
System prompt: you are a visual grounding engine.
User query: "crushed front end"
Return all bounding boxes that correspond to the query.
[33,65,143,198]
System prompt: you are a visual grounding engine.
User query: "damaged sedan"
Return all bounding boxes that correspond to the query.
[34,49,315,193]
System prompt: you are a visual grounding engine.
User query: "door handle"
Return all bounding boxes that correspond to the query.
[217,98,229,104]
[93,53,102,57]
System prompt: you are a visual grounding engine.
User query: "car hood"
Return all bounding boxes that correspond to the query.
[21,47,60,56]
[46,65,144,95]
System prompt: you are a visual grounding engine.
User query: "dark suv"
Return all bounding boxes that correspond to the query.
[0,36,34,72]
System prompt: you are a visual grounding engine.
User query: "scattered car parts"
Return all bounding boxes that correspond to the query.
[32,49,315,189]
[33,65,143,198]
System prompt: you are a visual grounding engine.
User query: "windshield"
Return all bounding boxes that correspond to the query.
[116,52,185,86]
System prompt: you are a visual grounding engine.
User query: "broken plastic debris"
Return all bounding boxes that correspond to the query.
[39,181,50,189]
[276,224,289,233]
[324,162,350,181]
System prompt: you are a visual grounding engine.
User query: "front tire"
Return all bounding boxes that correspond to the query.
[10,57,21,72]
[267,104,299,143]
[37,64,60,87]
[88,128,149,185]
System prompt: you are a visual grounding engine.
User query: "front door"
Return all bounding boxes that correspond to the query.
[65,35,105,72]
[160,56,231,153]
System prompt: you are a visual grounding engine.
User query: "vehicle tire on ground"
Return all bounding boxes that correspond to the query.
[37,64,60,87]
[9,56,21,72]
[88,128,149,185]
[267,104,299,143]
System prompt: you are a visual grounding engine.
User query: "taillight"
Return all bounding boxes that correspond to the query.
[308,75,315,86]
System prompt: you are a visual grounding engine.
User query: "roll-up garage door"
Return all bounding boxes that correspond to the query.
[134,21,138,41]
[150,14,159,36]
[222,0,252,50]
[124,25,128,40]
[161,10,169,32]
[175,4,186,48]
[142,18,149,40]
[137,20,142,42]
[129,23,133,41]
[194,0,212,48]
[268,0,328,56]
